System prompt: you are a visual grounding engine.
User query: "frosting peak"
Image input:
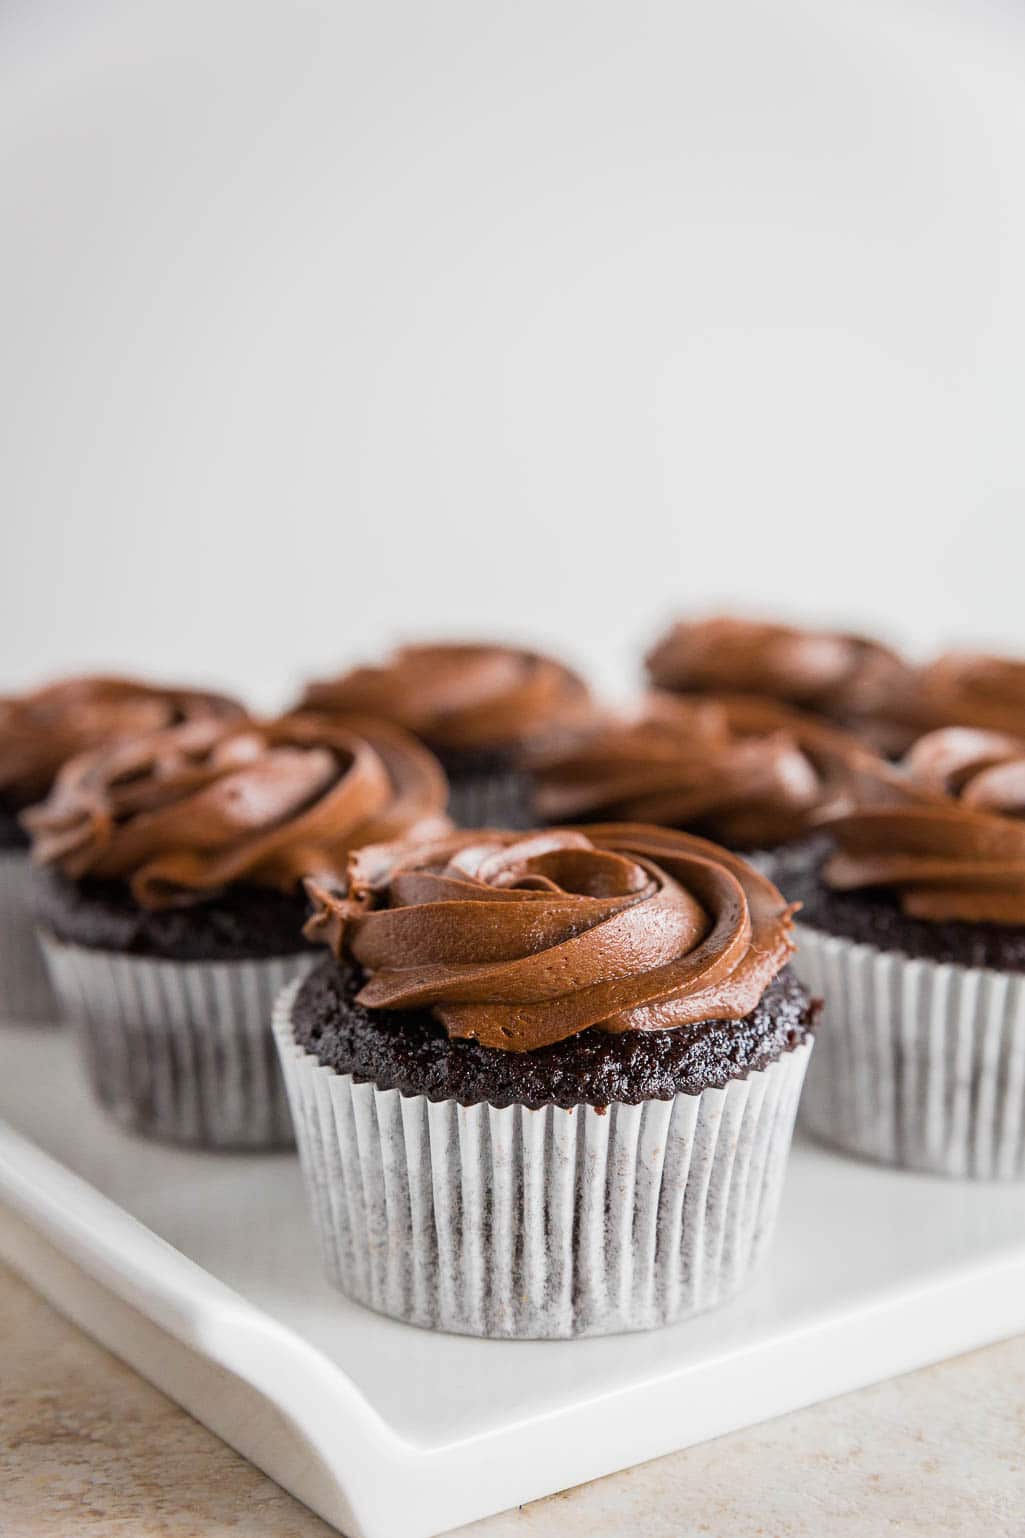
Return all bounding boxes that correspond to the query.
[0,675,244,807]
[25,713,451,909]
[822,727,1025,924]
[299,642,592,754]
[304,824,797,1051]
[536,692,872,849]
[646,616,912,748]
[910,653,1025,737]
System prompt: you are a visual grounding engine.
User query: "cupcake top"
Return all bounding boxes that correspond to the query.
[645,615,912,748]
[535,692,873,850]
[905,652,1025,738]
[821,726,1025,925]
[24,713,450,909]
[0,675,244,809]
[298,642,593,757]
[304,824,797,1051]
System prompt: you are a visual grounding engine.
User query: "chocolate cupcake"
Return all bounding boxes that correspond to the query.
[0,675,243,1022]
[297,641,593,828]
[535,691,873,859]
[25,713,449,1147]
[779,728,1025,1177]
[646,615,915,756]
[274,824,815,1337]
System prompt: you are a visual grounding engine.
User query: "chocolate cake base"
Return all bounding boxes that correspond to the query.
[434,747,537,830]
[772,836,1025,973]
[292,956,817,1108]
[32,868,314,963]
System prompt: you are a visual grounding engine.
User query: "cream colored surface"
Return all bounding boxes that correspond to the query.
[2,1262,1022,1538]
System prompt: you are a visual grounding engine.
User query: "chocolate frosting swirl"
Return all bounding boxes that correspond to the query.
[646,616,912,748]
[304,824,797,1051]
[24,714,451,909]
[0,675,244,807]
[904,727,1025,816]
[908,653,1025,737]
[536,692,872,849]
[822,731,1025,925]
[299,642,593,755]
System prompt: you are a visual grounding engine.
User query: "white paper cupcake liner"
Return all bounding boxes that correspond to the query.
[791,923,1025,1179]
[38,932,316,1148]
[0,852,59,1023]
[273,981,812,1338]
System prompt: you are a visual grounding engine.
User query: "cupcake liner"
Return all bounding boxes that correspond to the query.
[273,981,812,1338]
[0,852,59,1023]
[791,923,1025,1178]
[38,932,316,1148]
[445,768,537,830]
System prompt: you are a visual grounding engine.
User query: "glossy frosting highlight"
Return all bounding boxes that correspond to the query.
[304,824,797,1051]
[25,714,451,909]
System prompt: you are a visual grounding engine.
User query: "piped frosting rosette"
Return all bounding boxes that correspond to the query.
[25,712,451,907]
[535,692,875,850]
[305,823,798,1050]
[300,641,593,755]
[0,675,244,808]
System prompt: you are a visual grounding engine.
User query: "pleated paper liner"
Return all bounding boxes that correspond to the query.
[274,979,812,1338]
[792,923,1025,1179]
[39,933,315,1148]
[0,853,59,1023]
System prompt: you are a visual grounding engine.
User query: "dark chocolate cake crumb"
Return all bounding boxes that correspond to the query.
[292,957,817,1108]
[771,836,1025,973]
[32,867,314,962]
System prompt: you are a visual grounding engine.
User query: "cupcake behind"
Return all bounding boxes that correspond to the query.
[24,711,450,1147]
[781,727,1025,1177]
[297,640,595,828]
[0,674,244,1022]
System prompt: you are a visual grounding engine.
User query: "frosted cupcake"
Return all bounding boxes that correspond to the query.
[25,713,449,1146]
[778,727,1025,1177]
[646,615,915,756]
[0,675,243,1022]
[535,691,873,859]
[275,824,815,1337]
[297,641,594,828]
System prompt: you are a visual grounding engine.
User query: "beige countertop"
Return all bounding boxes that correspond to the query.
[3,1262,1023,1538]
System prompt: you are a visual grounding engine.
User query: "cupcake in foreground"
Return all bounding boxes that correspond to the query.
[297,641,593,828]
[274,824,815,1337]
[535,691,873,857]
[646,615,915,755]
[25,713,449,1147]
[778,727,1025,1177]
[0,675,243,1023]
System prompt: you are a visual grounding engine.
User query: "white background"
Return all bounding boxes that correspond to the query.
[2,0,1023,709]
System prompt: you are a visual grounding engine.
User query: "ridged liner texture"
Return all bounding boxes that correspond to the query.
[0,853,59,1023]
[39,932,315,1148]
[274,980,811,1337]
[792,922,1025,1178]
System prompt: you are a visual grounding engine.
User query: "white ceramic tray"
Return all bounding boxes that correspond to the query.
[3,1022,1025,1538]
